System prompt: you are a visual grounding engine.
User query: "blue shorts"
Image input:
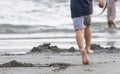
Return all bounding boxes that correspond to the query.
[72,15,91,30]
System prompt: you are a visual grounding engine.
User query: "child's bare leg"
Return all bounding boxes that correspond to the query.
[84,25,94,54]
[81,49,90,65]
[76,29,90,65]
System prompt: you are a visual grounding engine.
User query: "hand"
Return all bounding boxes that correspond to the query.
[97,0,105,8]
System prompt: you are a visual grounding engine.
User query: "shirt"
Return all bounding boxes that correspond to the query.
[70,0,93,18]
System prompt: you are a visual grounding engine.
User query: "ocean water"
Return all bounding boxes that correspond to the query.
[0,0,120,55]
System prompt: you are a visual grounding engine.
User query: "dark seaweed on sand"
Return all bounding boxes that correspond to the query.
[0,60,73,69]
[0,60,34,68]
[29,43,120,53]
[30,43,78,53]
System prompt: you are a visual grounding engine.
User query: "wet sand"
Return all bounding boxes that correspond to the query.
[0,43,120,74]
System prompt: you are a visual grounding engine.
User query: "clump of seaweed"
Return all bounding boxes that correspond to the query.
[30,43,78,53]
[0,60,34,68]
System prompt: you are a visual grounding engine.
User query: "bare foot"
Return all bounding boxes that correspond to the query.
[86,49,94,54]
[81,49,90,65]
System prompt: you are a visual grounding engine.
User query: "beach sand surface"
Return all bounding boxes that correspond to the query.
[0,50,120,74]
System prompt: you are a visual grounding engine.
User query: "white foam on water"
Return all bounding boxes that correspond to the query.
[0,0,119,26]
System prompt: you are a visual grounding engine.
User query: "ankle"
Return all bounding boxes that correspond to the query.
[85,47,91,50]
[80,49,85,52]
